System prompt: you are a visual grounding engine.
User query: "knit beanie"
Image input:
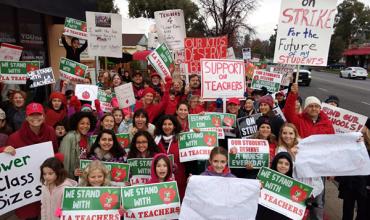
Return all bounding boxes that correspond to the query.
[256,116,271,130]
[259,95,274,109]
[50,92,67,105]
[325,95,339,106]
[142,87,156,96]
[304,96,321,109]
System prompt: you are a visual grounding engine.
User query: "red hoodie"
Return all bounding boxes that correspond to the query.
[148,153,174,184]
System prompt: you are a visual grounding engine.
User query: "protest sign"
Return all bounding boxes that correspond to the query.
[178,131,218,162]
[97,89,113,112]
[0,142,54,215]
[188,113,224,139]
[228,139,270,169]
[201,59,245,99]
[184,36,228,74]
[75,84,98,102]
[154,9,186,50]
[295,132,370,178]
[0,43,23,61]
[322,103,368,134]
[59,57,88,83]
[114,83,136,109]
[86,12,122,58]
[226,47,236,59]
[273,105,287,122]
[28,67,55,88]
[121,181,180,220]
[180,175,260,220]
[242,48,251,61]
[237,113,262,138]
[208,112,237,128]
[258,167,313,220]
[147,43,174,79]
[80,160,130,185]
[273,64,295,86]
[116,133,130,150]
[63,17,88,40]
[61,187,121,219]
[251,70,283,93]
[0,60,39,84]
[273,0,337,66]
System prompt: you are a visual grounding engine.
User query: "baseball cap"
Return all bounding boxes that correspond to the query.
[227,98,240,105]
[26,103,44,116]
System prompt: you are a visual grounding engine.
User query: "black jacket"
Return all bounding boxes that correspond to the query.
[62,36,87,63]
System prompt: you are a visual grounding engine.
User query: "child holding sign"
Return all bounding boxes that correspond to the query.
[79,160,111,186]
[40,155,77,220]
[148,153,174,183]
[201,147,235,177]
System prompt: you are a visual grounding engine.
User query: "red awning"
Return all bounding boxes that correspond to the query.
[132,50,152,61]
[342,47,370,56]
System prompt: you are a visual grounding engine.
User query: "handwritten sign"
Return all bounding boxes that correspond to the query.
[86,11,122,58]
[114,83,136,109]
[64,17,88,40]
[251,70,283,93]
[154,9,186,50]
[322,103,367,133]
[228,139,270,169]
[273,0,337,66]
[0,60,40,84]
[201,59,245,99]
[237,113,262,138]
[147,43,174,79]
[59,57,88,83]
[28,67,55,88]
[0,43,23,61]
[184,36,228,74]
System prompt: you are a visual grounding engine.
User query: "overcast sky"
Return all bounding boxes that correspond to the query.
[115,0,370,40]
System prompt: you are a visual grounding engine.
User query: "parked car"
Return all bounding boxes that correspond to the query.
[293,69,312,86]
[340,67,368,80]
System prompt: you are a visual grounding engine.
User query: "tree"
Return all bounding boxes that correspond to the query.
[97,0,119,13]
[127,0,206,37]
[196,0,257,47]
[268,26,277,58]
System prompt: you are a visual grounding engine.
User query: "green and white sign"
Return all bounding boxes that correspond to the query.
[80,160,130,185]
[147,43,174,79]
[0,60,40,84]
[121,181,180,220]
[257,167,313,220]
[89,135,97,146]
[62,187,121,219]
[188,113,224,139]
[251,70,283,93]
[59,57,88,83]
[127,156,174,185]
[116,133,130,150]
[179,131,218,162]
[207,112,237,128]
[64,17,88,40]
[228,139,270,169]
[98,89,113,112]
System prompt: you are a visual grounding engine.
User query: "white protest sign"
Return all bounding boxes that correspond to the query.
[114,83,136,109]
[86,12,122,58]
[294,132,370,178]
[273,105,287,122]
[28,67,55,88]
[75,84,98,102]
[201,59,245,99]
[0,43,23,61]
[273,0,337,66]
[273,64,295,86]
[154,9,186,50]
[180,175,260,220]
[0,142,54,215]
[321,103,368,134]
[226,47,236,59]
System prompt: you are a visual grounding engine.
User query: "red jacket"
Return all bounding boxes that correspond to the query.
[284,93,335,138]
[45,108,67,127]
[0,122,58,219]
[155,136,187,200]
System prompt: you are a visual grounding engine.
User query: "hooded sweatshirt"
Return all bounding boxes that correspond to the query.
[148,153,174,184]
[45,92,67,127]
[201,165,236,177]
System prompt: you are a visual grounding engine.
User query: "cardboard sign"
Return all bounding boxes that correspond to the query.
[273,64,295,86]
[0,43,23,61]
[0,60,40,84]
[59,57,88,83]
[295,132,370,178]
[61,187,121,218]
[28,67,55,88]
[154,9,186,50]
[0,142,54,215]
[258,167,313,220]
[201,59,245,99]
[237,113,262,138]
[75,84,98,102]
[322,103,368,134]
[86,12,122,58]
[147,43,174,79]
[228,139,270,169]
[273,0,337,66]
[184,36,228,74]
[80,160,130,185]
[114,83,136,109]
[180,176,260,220]
[121,181,180,220]
[251,70,283,93]
[178,131,218,162]
[64,17,88,40]
[97,89,113,112]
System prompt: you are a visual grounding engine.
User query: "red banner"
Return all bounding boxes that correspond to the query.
[184,36,228,74]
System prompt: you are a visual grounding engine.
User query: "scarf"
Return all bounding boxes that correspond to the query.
[20,122,54,146]
[162,135,173,143]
